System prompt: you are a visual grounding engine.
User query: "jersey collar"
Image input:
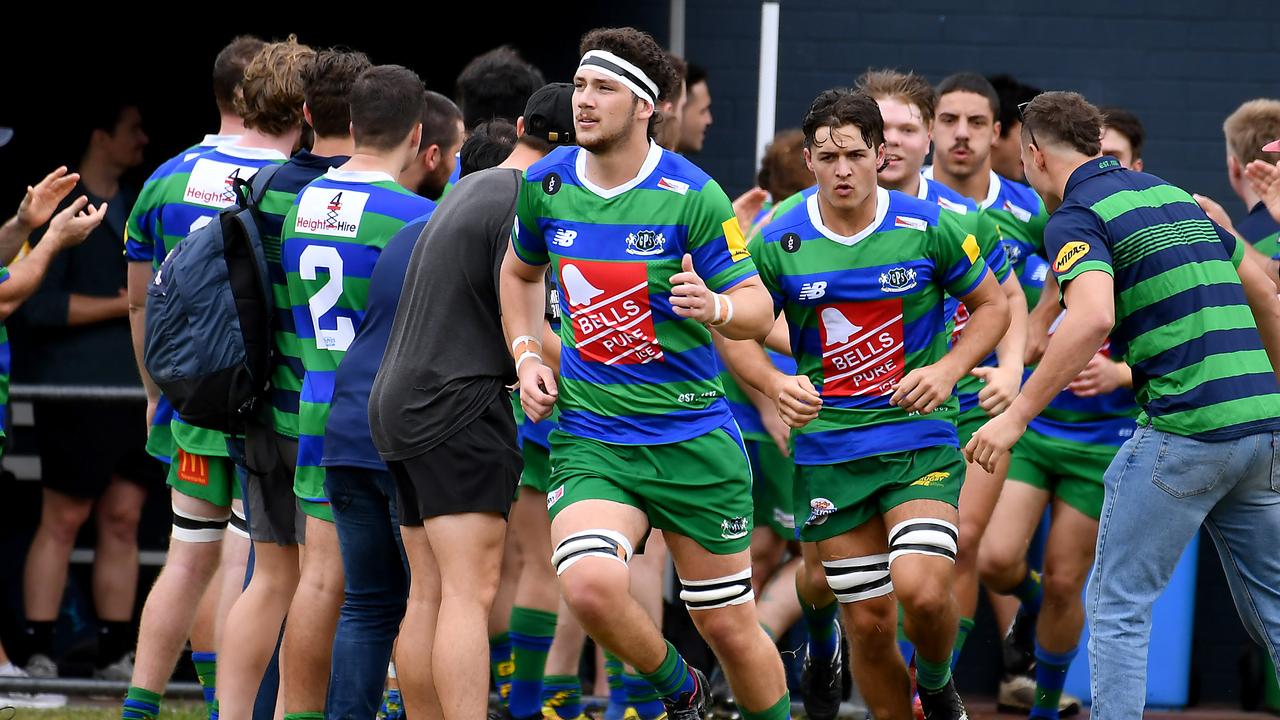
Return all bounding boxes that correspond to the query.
[218,145,288,161]
[979,170,1002,210]
[1064,156,1124,197]
[574,141,664,200]
[202,133,242,148]
[807,186,890,246]
[325,168,396,184]
[915,173,931,200]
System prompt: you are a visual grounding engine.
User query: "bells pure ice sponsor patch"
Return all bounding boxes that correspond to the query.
[561,259,662,366]
[819,299,904,398]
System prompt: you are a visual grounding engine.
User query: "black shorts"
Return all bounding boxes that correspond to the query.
[244,433,305,545]
[389,393,521,526]
[36,400,164,499]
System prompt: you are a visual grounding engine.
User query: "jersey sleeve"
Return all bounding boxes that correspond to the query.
[1045,205,1114,291]
[687,179,758,293]
[1210,219,1246,269]
[973,210,1012,283]
[934,211,989,298]
[124,178,162,262]
[746,232,783,315]
[511,176,549,266]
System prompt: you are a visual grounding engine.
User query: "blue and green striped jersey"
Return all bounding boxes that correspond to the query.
[1047,156,1280,440]
[283,168,434,503]
[752,187,990,465]
[258,150,349,438]
[125,144,288,459]
[513,142,757,446]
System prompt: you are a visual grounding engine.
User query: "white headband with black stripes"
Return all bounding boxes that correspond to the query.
[578,50,660,107]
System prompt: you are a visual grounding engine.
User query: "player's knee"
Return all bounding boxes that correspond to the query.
[955,517,985,564]
[559,567,624,627]
[798,558,829,600]
[977,541,1023,588]
[844,597,897,649]
[42,498,93,542]
[98,501,143,544]
[696,607,759,660]
[897,579,951,620]
[1041,564,1088,606]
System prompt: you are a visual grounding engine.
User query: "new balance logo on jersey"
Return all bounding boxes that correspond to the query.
[798,281,827,300]
[551,228,577,247]
[625,230,666,256]
[879,267,918,293]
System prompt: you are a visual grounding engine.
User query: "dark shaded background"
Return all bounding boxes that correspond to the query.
[0,0,1277,705]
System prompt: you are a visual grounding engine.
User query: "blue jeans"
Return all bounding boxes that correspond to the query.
[1087,425,1280,718]
[324,466,410,719]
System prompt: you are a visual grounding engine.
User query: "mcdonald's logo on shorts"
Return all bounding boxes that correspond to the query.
[176,450,210,485]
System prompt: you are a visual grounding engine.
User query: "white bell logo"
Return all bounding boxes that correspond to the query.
[562,263,604,307]
[821,307,861,346]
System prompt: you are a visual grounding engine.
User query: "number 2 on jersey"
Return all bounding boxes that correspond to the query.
[300,244,354,352]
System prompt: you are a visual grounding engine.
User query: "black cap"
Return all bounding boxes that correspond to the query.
[523,82,575,145]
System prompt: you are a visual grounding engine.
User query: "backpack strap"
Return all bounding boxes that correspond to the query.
[246,163,284,207]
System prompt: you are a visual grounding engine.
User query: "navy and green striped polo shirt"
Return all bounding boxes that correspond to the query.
[1047,156,1280,440]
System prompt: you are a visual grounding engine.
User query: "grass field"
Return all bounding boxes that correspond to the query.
[6,702,205,719]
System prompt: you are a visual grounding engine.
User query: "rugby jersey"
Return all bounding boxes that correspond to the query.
[284,168,434,501]
[926,167,1048,304]
[917,177,1012,415]
[752,187,990,465]
[322,210,433,470]
[513,141,757,445]
[258,150,350,438]
[125,144,287,460]
[1047,156,1280,440]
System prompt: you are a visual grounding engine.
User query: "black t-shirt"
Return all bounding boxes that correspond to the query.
[368,167,520,459]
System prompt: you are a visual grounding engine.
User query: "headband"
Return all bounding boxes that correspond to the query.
[578,49,660,107]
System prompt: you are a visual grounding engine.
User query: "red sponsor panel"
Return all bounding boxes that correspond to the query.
[819,299,904,397]
[560,258,663,366]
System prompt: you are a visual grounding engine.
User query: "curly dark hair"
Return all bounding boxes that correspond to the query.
[456,46,545,130]
[302,49,372,138]
[1021,91,1103,157]
[579,26,678,139]
[802,88,884,151]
